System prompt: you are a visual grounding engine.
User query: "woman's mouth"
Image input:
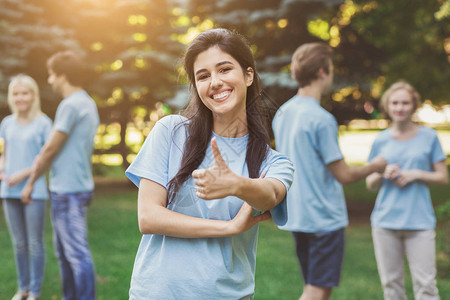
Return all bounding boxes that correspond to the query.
[212,90,232,101]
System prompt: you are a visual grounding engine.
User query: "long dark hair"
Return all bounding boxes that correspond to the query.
[167,28,270,202]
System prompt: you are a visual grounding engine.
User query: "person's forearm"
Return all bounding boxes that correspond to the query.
[366,172,383,192]
[0,153,5,171]
[20,168,32,177]
[347,163,378,185]
[138,205,235,237]
[329,158,386,186]
[26,130,68,187]
[233,177,284,211]
[414,169,448,186]
[27,147,57,185]
[335,163,376,185]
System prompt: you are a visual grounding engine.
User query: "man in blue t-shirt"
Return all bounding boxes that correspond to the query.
[272,43,386,300]
[22,51,99,300]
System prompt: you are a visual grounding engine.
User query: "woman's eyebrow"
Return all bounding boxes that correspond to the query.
[195,61,234,76]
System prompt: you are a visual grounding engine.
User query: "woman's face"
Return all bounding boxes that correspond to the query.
[387,89,415,123]
[193,46,253,121]
[12,84,34,114]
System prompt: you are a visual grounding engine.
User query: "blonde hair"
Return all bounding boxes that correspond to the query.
[379,80,421,118]
[7,74,43,120]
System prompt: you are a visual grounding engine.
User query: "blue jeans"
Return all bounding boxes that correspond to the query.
[51,192,96,300]
[3,198,46,296]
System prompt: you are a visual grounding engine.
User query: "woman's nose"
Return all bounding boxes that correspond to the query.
[210,74,223,89]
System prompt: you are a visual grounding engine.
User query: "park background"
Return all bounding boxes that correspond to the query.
[0,0,449,298]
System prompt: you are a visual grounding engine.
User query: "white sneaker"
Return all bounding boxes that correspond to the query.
[26,296,40,300]
[11,292,28,300]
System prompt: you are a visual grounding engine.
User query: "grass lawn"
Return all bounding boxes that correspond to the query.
[1,183,449,299]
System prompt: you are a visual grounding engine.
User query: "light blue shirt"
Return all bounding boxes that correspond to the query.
[50,90,99,193]
[126,115,293,299]
[0,114,52,200]
[272,96,348,232]
[368,126,446,230]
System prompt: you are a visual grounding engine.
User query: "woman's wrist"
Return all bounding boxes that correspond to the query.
[411,169,422,182]
[230,173,246,198]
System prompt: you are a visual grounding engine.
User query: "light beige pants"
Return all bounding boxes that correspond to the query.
[372,227,440,300]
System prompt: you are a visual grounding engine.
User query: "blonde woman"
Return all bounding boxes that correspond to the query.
[0,74,52,300]
[366,80,448,300]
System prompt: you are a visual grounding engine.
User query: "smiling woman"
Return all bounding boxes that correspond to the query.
[1,74,52,300]
[366,80,448,300]
[124,28,294,299]
[193,46,254,134]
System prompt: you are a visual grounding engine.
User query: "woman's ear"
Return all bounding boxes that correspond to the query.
[246,67,254,87]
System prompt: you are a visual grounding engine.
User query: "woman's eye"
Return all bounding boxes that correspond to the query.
[220,67,231,73]
[197,74,209,81]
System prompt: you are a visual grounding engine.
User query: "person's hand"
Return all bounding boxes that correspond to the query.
[21,182,33,205]
[7,170,28,187]
[0,171,5,181]
[393,169,419,187]
[372,156,387,174]
[229,202,271,235]
[192,137,240,200]
[383,163,400,180]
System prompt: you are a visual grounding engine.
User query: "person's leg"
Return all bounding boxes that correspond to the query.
[3,199,30,295]
[24,200,46,298]
[292,231,309,284]
[51,193,76,300]
[62,192,96,300]
[372,227,407,300]
[300,285,332,300]
[404,229,440,300]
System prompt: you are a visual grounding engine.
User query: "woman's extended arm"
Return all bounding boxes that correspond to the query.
[137,177,270,237]
[366,163,400,192]
[192,137,287,212]
[7,168,32,187]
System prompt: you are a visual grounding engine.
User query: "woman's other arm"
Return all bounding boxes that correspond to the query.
[137,178,270,237]
[394,160,448,187]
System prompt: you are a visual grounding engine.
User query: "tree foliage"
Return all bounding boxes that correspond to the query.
[0,0,448,167]
[182,0,450,123]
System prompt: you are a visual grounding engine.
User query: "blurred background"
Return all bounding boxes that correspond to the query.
[0,0,449,170]
[0,0,449,298]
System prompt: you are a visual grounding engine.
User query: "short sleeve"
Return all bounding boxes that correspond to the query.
[431,133,446,163]
[0,117,6,140]
[126,118,171,189]
[317,119,343,165]
[53,102,77,134]
[260,150,294,226]
[368,134,382,162]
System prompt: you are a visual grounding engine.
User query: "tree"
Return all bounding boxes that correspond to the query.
[0,0,184,169]
[67,0,182,169]
[0,0,82,117]
[180,0,450,124]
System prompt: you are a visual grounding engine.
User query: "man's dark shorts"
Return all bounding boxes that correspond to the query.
[292,228,345,287]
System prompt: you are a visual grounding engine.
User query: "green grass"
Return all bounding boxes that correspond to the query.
[1,185,449,299]
[0,190,141,300]
[255,222,450,300]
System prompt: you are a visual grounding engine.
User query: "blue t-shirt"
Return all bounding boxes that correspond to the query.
[125,115,293,299]
[50,90,99,194]
[0,114,52,200]
[368,126,446,230]
[272,96,348,232]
